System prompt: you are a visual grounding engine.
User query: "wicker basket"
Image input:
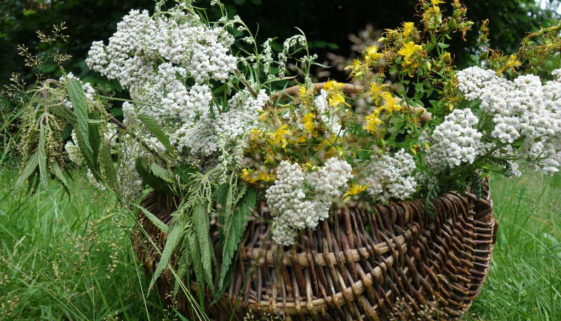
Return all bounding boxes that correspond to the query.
[132,179,496,321]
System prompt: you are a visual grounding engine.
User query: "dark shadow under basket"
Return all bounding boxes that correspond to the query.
[132,181,497,321]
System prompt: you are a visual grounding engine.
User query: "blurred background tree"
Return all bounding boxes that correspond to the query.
[1,0,559,86]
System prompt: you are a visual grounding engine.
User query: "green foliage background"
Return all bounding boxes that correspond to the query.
[1,0,559,86]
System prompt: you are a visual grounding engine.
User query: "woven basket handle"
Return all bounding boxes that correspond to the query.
[271,82,432,124]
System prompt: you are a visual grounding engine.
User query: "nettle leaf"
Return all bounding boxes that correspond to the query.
[150,162,171,181]
[149,222,184,292]
[173,164,199,186]
[88,111,102,168]
[38,124,48,188]
[50,105,76,123]
[51,162,70,195]
[218,187,256,290]
[135,157,171,193]
[192,201,213,287]
[137,113,173,151]
[187,228,206,306]
[135,204,169,234]
[100,143,117,191]
[16,152,39,188]
[67,79,98,175]
[173,240,192,295]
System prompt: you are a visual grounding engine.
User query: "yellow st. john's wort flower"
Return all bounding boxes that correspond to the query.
[323,80,344,92]
[258,111,268,122]
[398,41,423,67]
[249,128,262,141]
[403,22,415,38]
[379,92,403,113]
[364,113,383,133]
[301,113,315,134]
[241,168,276,184]
[431,0,444,5]
[344,184,369,198]
[369,82,388,99]
[497,54,522,75]
[328,91,349,107]
[364,45,383,64]
[269,124,291,148]
[345,59,366,78]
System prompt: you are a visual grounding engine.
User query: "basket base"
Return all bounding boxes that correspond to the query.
[133,182,496,321]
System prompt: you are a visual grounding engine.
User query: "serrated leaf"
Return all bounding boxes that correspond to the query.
[67,79,97,174]
[173,241,192,295]
[173,164,198,186]
[149,223,184,292]
[88,111,101,169]
[135,157,170,193]
[50,105,76,123]
[187,229,205,306]
[38,124,48,188]
[192,202,213,287]
[137,113,173,151]
[150,163,171,181]
[16,152,39,188]
[218,188,255,290]
[135,204,169,234]
[216,183,230,208]
[100,143,117,191]
[51,162,70,195]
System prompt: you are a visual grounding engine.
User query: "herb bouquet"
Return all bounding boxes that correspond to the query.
[16,0,561,320]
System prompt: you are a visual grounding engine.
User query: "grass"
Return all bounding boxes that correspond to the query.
[0,169,560,320]
[464,173,561,321]
[0,170,176,321]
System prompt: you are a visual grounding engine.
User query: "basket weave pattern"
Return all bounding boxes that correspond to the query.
[133,182,496,321]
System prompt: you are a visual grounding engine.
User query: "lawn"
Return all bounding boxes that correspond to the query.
[1,170,559,320]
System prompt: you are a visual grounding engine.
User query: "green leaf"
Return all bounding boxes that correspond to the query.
[137,113,173,151]
[50,105,76,123]
[187,229,205,306]
[67,79,97,174]
[173,241,192,295]
[150,163,171,181]
[192,201,213,286]
[215,183,230,214]
[38,124,48,188]
[135,204,169,234]
[149,223,184,292]
[218,187,256,290]
[51,162,70,195]
[135,157,171,193]
[99,143,117,191]
[15,152,39,188]
[88,111,102,168]
[173,164,198,186]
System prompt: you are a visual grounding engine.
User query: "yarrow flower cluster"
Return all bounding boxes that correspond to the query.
[361,149,418,202]
[265,158,352,246]
[457,67,561,174]
[424,108,484,171]
[85,6,268,161]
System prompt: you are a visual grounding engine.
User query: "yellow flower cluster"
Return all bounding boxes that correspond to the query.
[343,184,369,198]
[398,41,423,69]
[364,85,404,134]
[345,45,383,77]
[242,84,350,185]
[241,168,276,184]
[324,80,349,107]
[403,22,415,38]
